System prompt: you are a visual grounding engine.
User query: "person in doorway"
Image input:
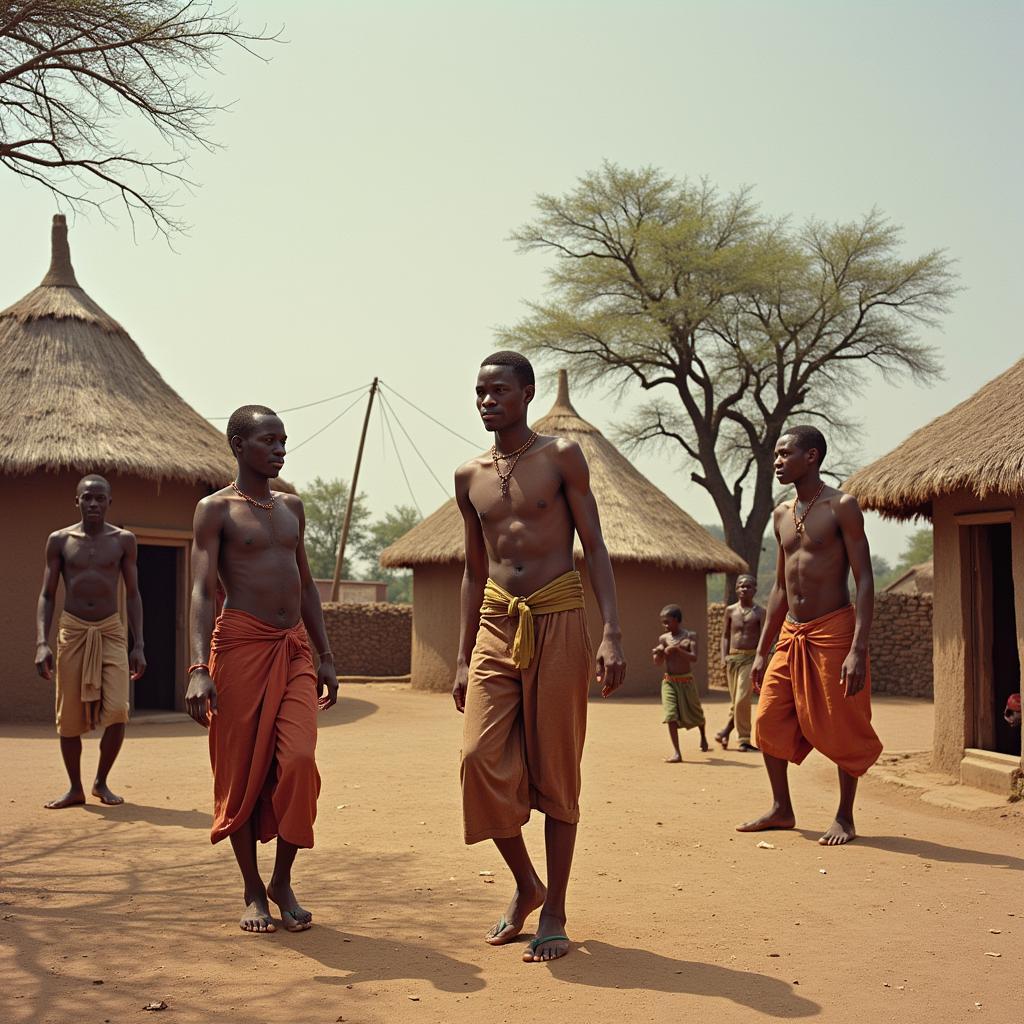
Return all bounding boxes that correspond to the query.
[185,405,338,934]
[35,474,146,808]
[738,426,882,846]
[452,351,626,964]
[653,605,708,761]
[716,574,764,752]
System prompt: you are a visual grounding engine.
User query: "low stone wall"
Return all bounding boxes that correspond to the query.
[705,593,934,698]
[870,592,933,698]
[321,602,412,677]
[707,603,728,689]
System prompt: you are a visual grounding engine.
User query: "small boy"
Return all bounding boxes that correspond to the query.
[653,605,707,762]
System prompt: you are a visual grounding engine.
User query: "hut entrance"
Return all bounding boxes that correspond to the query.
[134,543,184,711]
[964,521,1021,756]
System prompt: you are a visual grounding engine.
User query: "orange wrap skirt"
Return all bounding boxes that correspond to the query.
[208,609,321,847]
[755,605,882,777]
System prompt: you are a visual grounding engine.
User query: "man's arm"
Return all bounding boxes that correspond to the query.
[558,441,626,697]
[652,634,667,664]
[34,532,63,679]
[721,605,733,664]
[751,514,789,692]
[837,493,873,697]
[185,498,223,727]
[120,531,146,681]
[291,495,339,711]
[452,464,487,713]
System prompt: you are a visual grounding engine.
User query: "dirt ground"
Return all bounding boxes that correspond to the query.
[2,688,1022,1024]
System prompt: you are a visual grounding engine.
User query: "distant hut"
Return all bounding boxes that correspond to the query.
[0,216,286,723]
[845,357,1024,794]
[883,559,934,597]
[381,370,747,696]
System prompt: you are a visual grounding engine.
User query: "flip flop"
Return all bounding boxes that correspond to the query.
[737,742,759,752]
[715,731,729,749]
[525,934,570,960]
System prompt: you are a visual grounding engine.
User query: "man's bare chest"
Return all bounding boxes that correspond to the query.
[63,535,121,575]
[470,461,564,525]
[780,501,841,557]
[223,506,300,555]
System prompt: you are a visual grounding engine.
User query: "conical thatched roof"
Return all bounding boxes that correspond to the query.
[381,371,747,573]
[844,357,1024,520]
[0,215,236,486]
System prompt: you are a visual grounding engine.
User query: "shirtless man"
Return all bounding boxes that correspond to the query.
[453,351,626,964]
[185,405,338,933]
[738,426,882,846]
[716,574,764,752]
[653,605,708,761]
[35,474,146,808]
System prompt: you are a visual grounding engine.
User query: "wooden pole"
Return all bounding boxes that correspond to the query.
[330,377,379,602]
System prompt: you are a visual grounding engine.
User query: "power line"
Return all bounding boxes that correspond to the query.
[205,383,371,420]
[288,390,368,454]
[379,392,452,500]
[378,398,423,516]
[379,381,480,447]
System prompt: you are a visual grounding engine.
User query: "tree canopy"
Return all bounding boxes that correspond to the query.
[506,163,957,578]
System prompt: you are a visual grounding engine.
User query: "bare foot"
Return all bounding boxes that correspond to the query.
[523,913,570,963]
[44,788,86,809]
[664,753,683,763]
[715,729,730,750]
[91,783,124,805]
[699,738,710,752]
[267,881,312,931]
[240,893,276,934]
[737,742,759,753]
[819,817,856,846]
[485,881,547,945]
[736,806,796,832]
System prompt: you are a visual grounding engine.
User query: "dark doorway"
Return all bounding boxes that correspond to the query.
[966,522,1021,756]
[134,545,179,710]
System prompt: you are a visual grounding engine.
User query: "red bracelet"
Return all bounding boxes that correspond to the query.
[188,662,211,675]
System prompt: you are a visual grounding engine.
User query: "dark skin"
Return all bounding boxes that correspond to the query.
[716,576,764,750]
[35,476,146,808]
[652,615,706,760]
[737,434,874,846]
[185,413,338,934]
[452,364,626,964]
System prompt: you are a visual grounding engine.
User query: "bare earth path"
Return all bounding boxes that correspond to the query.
[1,689,1021,1023]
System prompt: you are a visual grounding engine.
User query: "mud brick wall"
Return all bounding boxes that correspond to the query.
[707,603,728,689]
[870,592,933,698]
[706,593,933,698]
[321,602,412,677]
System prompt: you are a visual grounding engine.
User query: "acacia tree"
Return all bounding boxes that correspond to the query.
[0,1,274,235]
[505,163,956,581]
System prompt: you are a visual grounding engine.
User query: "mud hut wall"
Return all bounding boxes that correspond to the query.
[408,561,709,696]
[320,602,411,677]
[931,491,1024,774]
[1,471,206,724]
[409,563,463,692]
[870,593,934,697]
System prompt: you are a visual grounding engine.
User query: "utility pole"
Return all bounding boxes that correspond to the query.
[330,377,379,602]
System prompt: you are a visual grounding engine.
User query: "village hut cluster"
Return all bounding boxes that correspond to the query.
[381,370,747,697]
[0,216,294,724]
[847,357,1024,794]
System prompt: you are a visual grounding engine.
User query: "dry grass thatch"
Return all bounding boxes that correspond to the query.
[0,216,236,486]
[381,370,747,574]
[844,357,1024,519]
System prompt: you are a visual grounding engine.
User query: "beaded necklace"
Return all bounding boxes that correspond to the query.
[491,431,538,498]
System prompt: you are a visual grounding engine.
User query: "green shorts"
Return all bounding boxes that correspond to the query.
[662,674,705,729]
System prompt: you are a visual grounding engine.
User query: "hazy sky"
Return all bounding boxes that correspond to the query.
[3,1,1021,565]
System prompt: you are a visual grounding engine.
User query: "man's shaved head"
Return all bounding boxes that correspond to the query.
[76,473,111,494]
[737,573,756,584]
[226,405,278,451]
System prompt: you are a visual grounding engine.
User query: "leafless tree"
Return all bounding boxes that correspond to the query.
[0,1,277,235]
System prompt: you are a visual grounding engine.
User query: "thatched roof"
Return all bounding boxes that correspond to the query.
[381,370,747,574]
[883,559,933,596]
[0,215,236,486]
[844,357,1024,519]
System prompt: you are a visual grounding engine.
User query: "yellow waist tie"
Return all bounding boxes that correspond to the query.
[481,570,585,669]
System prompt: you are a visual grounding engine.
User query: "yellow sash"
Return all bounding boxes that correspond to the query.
[481,570,585,669]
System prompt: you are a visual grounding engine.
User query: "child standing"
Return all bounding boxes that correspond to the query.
[653,605,707,762]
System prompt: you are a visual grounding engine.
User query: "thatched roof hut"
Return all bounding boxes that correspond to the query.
[0,215,235,485]
[383,370,745,695]
[0,215,287,725]
[883,559,934,596]
[844,357,1024,520]
[846,357,1023,791]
